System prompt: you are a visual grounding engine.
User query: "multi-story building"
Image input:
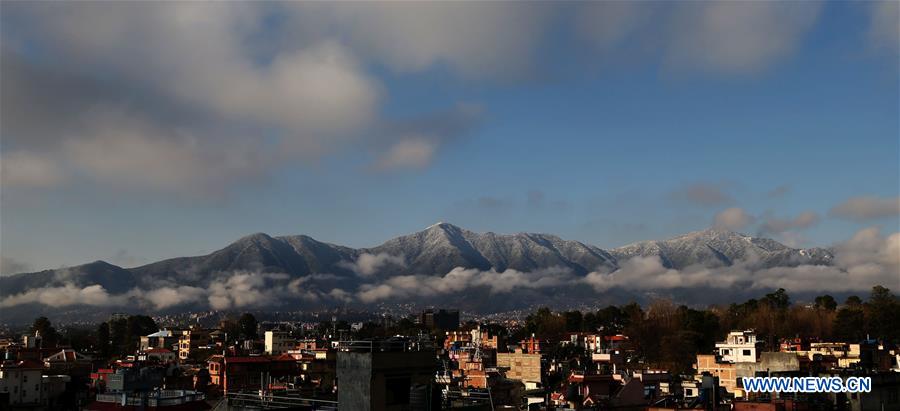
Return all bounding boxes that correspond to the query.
[419,309,460,331]
[140,330,178,351]
[716,330,760,363]
[207,355,298,393]
[138,348,178,364]
[264,331,295,356]
[178,327,210,361]
[496,348,542,390]
[0,359,44,407]
[696,354,740,397]
[336,340,438,411]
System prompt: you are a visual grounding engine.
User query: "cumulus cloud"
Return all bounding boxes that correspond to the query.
[664,2,822,73]
[830,196,900,221]
[714,207,755,231]
[286,2,554,79]
[339,253,406,276]
[576,2,822,74]
[1,2,481,194]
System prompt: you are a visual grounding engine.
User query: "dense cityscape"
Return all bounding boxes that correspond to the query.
[0,285,897,410]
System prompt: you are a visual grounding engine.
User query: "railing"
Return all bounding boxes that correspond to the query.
[94,390,206,406]
[335,339,433,353]
[224,391,338,410]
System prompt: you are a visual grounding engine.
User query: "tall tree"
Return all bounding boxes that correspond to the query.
[865,286,899,341]
[239,313,259,340]
[31,316,58,347]
[814,295,837,311]
[97,322,111,358]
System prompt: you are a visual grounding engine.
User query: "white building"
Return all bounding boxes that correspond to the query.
[0,360,45,406]
[715,330,760,363]
[264,331,294,355]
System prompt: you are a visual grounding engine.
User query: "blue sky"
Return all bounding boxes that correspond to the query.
[1,1,898,273]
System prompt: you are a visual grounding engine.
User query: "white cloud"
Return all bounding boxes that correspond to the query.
[0,150,66,188]
[0,284,126,308]
[143,286,206,310]
[868,1,900,53]
[664,2,822,73]
[375,138,439,171]
[714,207,755,231]
[575,2,823,74]
[57,108,272,195]
[355,266,577,303]
[830,196,900,221]
[288,2,554,79]
[584,227,899,294]
[759,211,820,235]
[339,253,406,276]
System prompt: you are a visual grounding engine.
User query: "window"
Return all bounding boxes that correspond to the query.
[743,349,752,356]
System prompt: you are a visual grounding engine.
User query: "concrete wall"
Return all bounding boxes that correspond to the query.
[337,350,437,411]
[337,352,373,411]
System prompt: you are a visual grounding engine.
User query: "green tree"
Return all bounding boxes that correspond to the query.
[563,311,583,332]
[814,295,837,311]
[834,306,866,342]
[238,313,259,340]
[125,315,158,350]
[762,288,790,310]
[97,322,111,357]
[31,316,59,347]
[865,286,899,341]
[109,318,128,354]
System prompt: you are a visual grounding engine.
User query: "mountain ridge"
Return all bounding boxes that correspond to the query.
[1,223,834,293]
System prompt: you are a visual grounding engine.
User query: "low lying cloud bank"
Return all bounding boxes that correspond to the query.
[1,228,897,310]
[355,266,577,303]
[338,252,406,276]
[585,227,897,293]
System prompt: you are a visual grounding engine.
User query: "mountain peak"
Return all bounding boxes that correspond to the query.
[426,221,458,230]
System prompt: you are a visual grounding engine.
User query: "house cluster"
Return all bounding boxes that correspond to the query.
[3,313,900,411]
[0,332,93,409]
[689,331,900,411]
